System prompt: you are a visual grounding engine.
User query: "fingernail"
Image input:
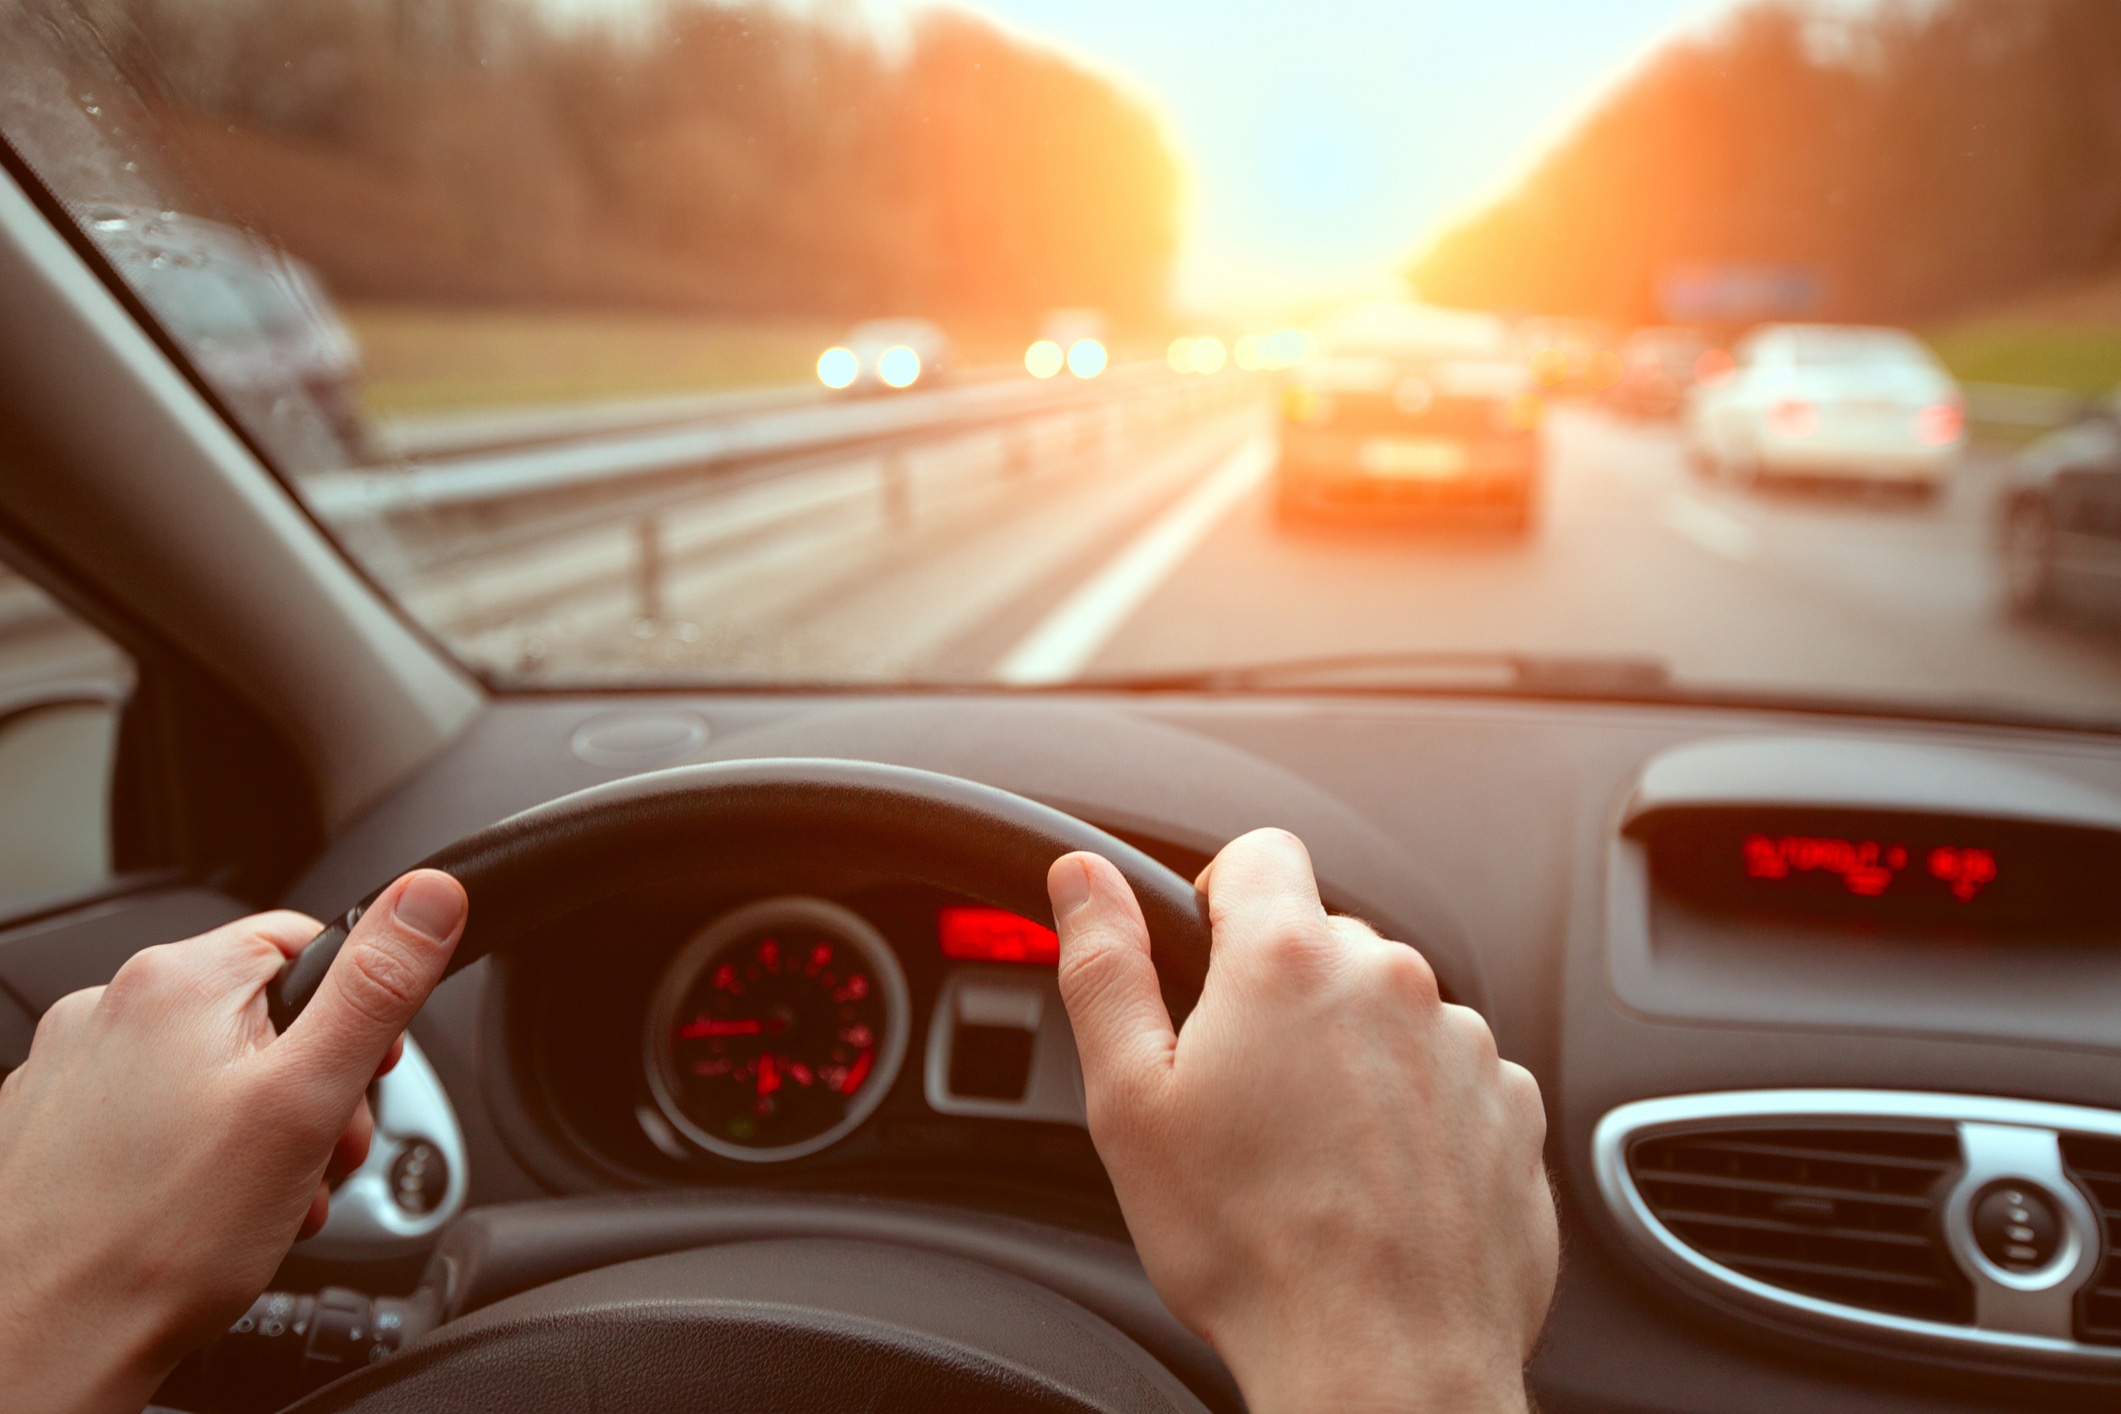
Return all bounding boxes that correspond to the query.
[1049,857,1093,919]
[393,872,465,942]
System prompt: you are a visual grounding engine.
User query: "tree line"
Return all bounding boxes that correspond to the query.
[1410,0,2121,327]
[95,0,1181,325]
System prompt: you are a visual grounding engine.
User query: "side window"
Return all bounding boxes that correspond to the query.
[0,562,134,913]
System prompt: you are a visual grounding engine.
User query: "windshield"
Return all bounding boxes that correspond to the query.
[5,1,2121,727]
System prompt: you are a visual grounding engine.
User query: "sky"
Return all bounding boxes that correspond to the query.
[885,0,1753,315]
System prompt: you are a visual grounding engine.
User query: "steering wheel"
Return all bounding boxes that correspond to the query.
[267,758,1220,1413]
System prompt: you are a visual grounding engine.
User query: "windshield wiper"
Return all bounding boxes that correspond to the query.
[1086,650,1671,697]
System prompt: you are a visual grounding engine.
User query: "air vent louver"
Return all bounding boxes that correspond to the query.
[1628,1126,1971,1324]
[2060,1134,2121,1345]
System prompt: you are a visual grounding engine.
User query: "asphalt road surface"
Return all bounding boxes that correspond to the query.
[435,394,2121,729]
[1074,407,2121,725]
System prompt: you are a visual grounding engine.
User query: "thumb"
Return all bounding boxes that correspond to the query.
[1051,853,1176,1118]
[278,870,466,1113]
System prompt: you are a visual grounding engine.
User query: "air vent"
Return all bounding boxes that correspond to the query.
[2060,1134,2121,1345]
[1628,1126,1971,1323]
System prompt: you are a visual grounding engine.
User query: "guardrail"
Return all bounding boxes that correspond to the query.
[306,362,1248,521]
[310,363,1267,642]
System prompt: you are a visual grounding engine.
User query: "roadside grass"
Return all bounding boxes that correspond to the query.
[1927,323,2121,396]
[345,305,844,416]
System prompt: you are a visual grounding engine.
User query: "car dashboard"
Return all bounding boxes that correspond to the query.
[10,686,2121,1412]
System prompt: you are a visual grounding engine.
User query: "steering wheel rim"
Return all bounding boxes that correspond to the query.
[268,757,1213,1032]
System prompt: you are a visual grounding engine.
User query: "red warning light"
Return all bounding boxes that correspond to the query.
[1927,846,1997,901]
[938,906,1059,965]
[1743,833,1998,903]
[1743,833,1906,896]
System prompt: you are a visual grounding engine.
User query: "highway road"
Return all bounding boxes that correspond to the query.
[413,396,2121,730]
[1076,407,2121,724]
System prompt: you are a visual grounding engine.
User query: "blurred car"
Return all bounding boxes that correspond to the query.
[1516,316,1619,397]
[1606,326,1709,421]
[816,319,952,393]
[85,207,373,470]
[1275,300,1544,530]
[1026,308,1109,380]
[1685,324,1964,491]
[1997,388,2121,619]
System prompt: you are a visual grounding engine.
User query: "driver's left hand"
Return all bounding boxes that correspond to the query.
[0,868,466,1414]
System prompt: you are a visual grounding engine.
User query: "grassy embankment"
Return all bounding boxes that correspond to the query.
[1927,270,2121,395]
[344,306,843,417]
[345,305,1049,417]
[1923,272,2121,443]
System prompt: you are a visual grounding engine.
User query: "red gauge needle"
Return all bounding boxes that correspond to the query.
[677,1015,785,1039]
[838,1048,874,1096]
[756,1053,781,1099]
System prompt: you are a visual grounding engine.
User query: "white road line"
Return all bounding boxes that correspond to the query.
[1661,492,1757,561]
[994,433,1273,683]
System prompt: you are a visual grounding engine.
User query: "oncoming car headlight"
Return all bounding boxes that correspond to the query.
[817,346,859,389]
[1067,339,1108,379]
[877,345,922,388]
[1025,340,1064,379]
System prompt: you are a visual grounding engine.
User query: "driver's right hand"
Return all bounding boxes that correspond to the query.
[1050,828,1558,1414]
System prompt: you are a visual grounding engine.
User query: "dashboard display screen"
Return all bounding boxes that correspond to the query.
[1637,808,2121,938]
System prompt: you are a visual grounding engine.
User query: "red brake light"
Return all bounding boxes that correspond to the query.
[1767,397,1818,438]
[938,906,1058,965]
[1914,402,1964,446]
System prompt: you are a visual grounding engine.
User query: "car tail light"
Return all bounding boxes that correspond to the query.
[1694,348,1735,387]
[1914,401,1964,446]
[1767,397,1818,438]
[1497,391,1544,431]
[1282,383,1332,425]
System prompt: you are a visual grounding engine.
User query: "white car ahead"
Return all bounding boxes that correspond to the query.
[1686,324,1964,491]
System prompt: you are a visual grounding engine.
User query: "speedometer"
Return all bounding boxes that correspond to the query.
[644,897,909,1162]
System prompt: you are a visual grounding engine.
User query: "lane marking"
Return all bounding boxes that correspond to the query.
[1661,492,1757,561]
[994,433,1273,683]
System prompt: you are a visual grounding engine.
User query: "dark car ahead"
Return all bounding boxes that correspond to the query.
[1998,388,2121,619]
[84,207,374,471]
[1275,300,1544,531]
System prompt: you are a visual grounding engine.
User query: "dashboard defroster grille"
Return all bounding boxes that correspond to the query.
[2060,1134,2121,1345]
[1627,1126,1971,1324]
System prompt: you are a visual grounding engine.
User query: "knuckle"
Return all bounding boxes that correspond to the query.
[109,942,181,992]
[1253,905,1336,968]
[1442,1000,1501,1062]
[1371,941,1441,1009]
[31,987,100,1046]
[334,936,425,1026]
[1056,930,1130,1008]
[1502,1061,1550,1140]
[104,943,209,1012]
